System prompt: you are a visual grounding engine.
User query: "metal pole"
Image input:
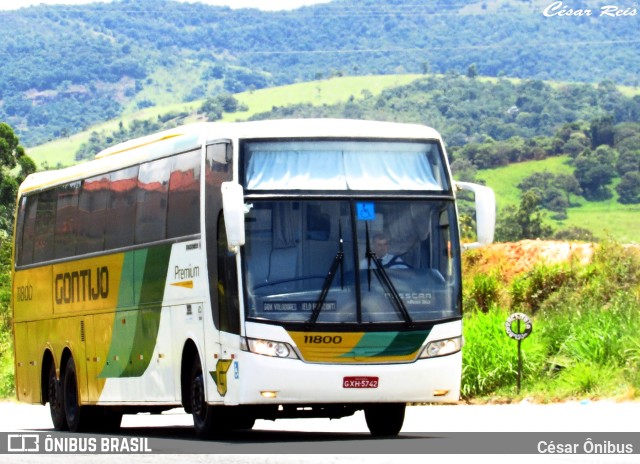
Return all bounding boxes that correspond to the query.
[517,319,522,394]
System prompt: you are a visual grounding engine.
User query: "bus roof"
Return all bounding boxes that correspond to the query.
[18,119,443,195]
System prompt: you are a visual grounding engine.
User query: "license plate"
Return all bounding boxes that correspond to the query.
[343,376,379,388]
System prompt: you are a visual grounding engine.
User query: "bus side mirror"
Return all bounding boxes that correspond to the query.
[221,182,246,253]
[456,181,496,250]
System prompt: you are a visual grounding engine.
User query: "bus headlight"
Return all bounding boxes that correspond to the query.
[241,337,299,359]
[420,336,463,358]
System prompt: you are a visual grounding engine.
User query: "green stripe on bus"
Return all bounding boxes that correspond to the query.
[338,330,429,359]
[374,330,430,358]
[99,244,172,378]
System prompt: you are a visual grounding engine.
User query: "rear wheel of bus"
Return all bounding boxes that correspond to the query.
[62,356,123,432]
[63,356,86,432]
[364,403,406,436]
[47,362,67,431]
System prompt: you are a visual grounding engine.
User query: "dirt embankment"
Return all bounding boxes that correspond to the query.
[463,239,640,282]
[463,240,596,281]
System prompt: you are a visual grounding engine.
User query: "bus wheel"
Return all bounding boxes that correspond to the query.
[47,363,67,431]
[190,357,221,439]
[63,357,86,432]
[364,403,406,437]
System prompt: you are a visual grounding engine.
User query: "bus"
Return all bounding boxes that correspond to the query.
[11,119,495,437]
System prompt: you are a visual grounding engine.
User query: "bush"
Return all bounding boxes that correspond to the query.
[466,272,501,313]
[0,331,14,398]
[510,263,574,313]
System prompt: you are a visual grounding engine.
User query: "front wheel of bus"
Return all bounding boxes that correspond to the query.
[364,403,406,437]
[48,363,67,431]
[191,357,221,439]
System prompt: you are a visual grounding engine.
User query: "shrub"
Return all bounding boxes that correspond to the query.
[467,272,502,313]
[510,263,574,313]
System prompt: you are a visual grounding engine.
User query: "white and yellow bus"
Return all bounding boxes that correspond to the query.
[12,119,495,437]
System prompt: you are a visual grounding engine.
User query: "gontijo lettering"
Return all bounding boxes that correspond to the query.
[54,266,109,304]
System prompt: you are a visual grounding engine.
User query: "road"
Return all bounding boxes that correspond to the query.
[1,400,639,463]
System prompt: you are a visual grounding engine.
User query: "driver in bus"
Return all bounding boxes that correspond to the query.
[360,232,410,269]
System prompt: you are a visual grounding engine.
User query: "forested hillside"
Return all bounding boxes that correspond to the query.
[1,0,639,146]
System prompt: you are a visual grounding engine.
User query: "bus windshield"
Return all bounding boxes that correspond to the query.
[242,199,461,325]
[243,140,449,191]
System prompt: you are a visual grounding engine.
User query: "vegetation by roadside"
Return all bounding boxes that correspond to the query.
[461,240,640,403]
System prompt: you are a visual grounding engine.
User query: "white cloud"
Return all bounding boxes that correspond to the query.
[0,0,331,11]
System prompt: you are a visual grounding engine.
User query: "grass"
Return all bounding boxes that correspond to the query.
[461,240,640,402]
[477,156,640,243]
[476,155,574,209]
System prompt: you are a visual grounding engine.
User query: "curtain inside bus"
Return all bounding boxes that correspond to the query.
[244,141,447,191]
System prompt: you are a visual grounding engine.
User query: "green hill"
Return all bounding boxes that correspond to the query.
[3,0,640,146]
[477,157,640,243]
[25,74,640,243]
[28,74,423,167]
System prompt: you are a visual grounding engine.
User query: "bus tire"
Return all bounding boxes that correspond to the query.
[190,356,222,439]
[47,362,67,431]
[63,356,86,433]
[364,403,405,437]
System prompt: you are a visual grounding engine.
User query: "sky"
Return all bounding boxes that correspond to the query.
[0,0,332,11]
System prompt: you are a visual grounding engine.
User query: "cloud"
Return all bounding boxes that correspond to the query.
[0,0,331,11]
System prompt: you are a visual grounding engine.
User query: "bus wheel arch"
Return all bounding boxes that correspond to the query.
[180,339,200,414]
[42,350,68,431]
[40,350,55,405]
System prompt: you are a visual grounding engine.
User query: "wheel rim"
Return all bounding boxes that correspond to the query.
[48,367,64,423]
[191,370,205,423]
[64,364,79,425]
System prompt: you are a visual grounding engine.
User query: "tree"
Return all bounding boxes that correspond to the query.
[495,189,553,242]
[590,115,615,148]
[555,173,582,206]
[0,123,35,237]
[616,150,640,177]
[573,146,616,200]
[467,64,478,79]
[616,171,640,204]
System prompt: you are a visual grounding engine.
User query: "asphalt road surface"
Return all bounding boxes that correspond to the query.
[1,400,638,463]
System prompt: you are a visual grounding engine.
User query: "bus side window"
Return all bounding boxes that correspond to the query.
[167,149,201,239]
[33,189,56,263]
[77,174,109,255]
[217,213,240,334]
[105,166,139,250]
[135,158,170,244]
[54,181,81,260]
[17,195,37,266]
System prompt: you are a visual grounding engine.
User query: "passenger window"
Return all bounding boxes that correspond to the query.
[54,182,81,259]
[135,158,170,244]
[18,195,37,266]
[77,174,109,255]
[105,166,139,250]
[33,189,56,263]
[167,150,201,238]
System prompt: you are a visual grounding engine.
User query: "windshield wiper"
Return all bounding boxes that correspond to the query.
[364,223,413,327]
[307,223,344,325]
